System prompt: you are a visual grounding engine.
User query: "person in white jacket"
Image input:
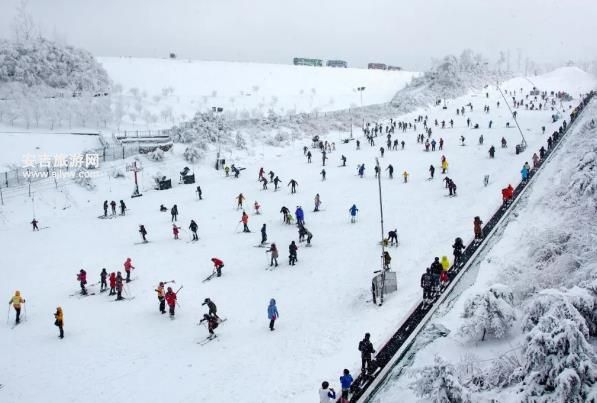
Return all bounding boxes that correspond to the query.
[319,381,336,402]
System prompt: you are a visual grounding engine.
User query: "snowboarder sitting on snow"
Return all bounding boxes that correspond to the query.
[267,243,279,267]
[211,258,224,277]
[200,314,219,336]
[77,269,87,295]
[160,204,168,212]
[202,298,219,319]
[289,241,298,266]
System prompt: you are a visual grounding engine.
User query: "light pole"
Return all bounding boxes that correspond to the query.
[356,86,366,127]
[212,106,224,169]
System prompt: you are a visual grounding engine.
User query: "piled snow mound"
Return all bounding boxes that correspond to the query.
[0,38,110,93]
[390,51,507,113]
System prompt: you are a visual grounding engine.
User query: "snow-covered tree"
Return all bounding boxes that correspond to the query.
[183,146,201,163]
[409,356,470,403]
[458,284,516,341]
[148,148,164,161]
[520,314,596,402]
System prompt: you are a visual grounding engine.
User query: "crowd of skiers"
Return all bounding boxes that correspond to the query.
[16,85,594,401]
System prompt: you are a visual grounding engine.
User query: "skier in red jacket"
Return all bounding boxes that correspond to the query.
[109,272,116,295]
[124,258,135,283]
[211,258,224,277]
[165,287,177,317]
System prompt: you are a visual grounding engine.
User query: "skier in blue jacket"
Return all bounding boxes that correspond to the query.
[349,204,359,223]
[267,298,279,331]
[295,206,305,226]
[521,162,530,181]
[358,164,365,178]
[339,369,354,401]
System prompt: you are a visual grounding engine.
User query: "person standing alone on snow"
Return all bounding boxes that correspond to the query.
[171,204,178,222]
[54,306,64,339]
[8,290,25,325]
[267,298,279,331]
[267,243,279,267]
[349,204,359,223]
[261,224,267,246]
[189,219,199,241]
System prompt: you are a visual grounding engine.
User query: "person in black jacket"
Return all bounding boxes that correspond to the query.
[358,333,376,374]
[261,224,267,245]
[171,205,178,222]
[420,268,433,303]
[289,241,298,265]
[452,237,465,266]
[202,298,220,319]
[189,220,199,241]
[430,257,443,291]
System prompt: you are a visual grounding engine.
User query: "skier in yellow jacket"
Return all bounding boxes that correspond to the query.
[54,307,64,339]
[8,290,25,325]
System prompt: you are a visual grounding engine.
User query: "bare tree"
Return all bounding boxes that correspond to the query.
[12,0,37,43]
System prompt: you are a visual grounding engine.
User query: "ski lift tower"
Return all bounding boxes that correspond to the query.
[126,160,143,198]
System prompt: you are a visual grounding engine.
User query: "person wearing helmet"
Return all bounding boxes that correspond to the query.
[8,290,26,324]
[54,306,64,339]
[202,298,219,319]
[155,282,166,314]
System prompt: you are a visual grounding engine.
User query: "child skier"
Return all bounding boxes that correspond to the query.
[349,204,359,223]
[54,306,64,339]
[109,272,116,295]
[199,314,219,338]
[165,287,177,318]
[241,211,250,233]
[124,257,135,283]
[289,241,298,266]
[77,269,87,295]
[172,223,181,239]
[100,268,108,292]
[267,243,279,267]
[267,298,279,331]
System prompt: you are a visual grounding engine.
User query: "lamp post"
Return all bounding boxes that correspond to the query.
[356,86,366,127]
[212,106,224,169]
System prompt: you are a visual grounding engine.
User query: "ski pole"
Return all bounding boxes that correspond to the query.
[235,222,240,232]
[175,285,183,294]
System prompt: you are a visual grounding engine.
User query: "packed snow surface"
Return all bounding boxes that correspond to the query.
[99,56,418,118]
[0,66,595,403]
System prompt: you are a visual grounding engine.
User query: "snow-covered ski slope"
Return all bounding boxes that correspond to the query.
[99,56,418,119]
[1,67,595,403]
[371,88,597,403]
